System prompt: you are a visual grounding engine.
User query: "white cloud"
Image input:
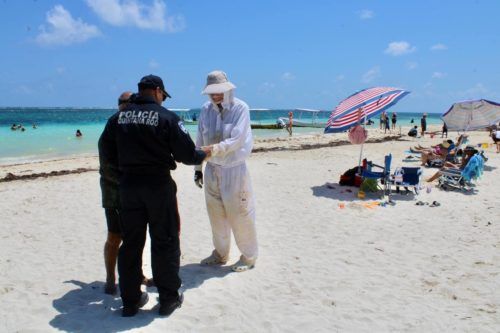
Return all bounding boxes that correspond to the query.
[86,0,185,32]
[461,83,489,98]
[384,41,416,56]
[361,66,380,83]
[406,62,418,70]
[431,43,448,51]
[149,59,159,69]
[258,82,275,94]
[359,9,374,20]
[432,72,446,79]
[15,85,34,95]
[36,5,101,46]
[282,72,295,81]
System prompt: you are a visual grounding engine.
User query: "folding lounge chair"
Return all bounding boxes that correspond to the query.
[427,144,457,167]
[437,154,484,191]
[362,154,392,200]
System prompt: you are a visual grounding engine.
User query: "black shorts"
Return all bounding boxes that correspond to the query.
[105,208,121,234]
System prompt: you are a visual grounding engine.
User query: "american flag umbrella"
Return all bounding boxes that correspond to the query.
[324,87,410,133]
[325,87,410,174]
[442,99,500,131]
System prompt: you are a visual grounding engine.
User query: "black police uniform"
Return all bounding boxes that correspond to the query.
[99,95,205,308]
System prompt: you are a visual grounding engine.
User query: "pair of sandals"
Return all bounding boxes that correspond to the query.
[415,200,441,207]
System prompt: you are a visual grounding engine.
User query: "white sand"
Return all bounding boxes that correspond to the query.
[0,131,499,332]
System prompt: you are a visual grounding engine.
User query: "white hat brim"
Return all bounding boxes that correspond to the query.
[201,82,236,95]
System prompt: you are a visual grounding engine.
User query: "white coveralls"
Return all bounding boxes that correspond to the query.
[196,91,258,264]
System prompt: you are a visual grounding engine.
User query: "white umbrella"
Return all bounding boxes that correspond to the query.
[442,99,500,131]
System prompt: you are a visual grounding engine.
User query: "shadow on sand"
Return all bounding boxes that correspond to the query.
[50,264,233,332]
[311,182,419,203]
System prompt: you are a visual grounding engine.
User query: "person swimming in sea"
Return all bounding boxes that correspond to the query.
[76,129,82,137]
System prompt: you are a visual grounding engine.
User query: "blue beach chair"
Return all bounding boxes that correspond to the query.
[391,167,423,195]
[362,154,392,199]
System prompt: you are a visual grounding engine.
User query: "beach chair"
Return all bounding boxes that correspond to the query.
[437,154,484,191]
[390,167,423,195]
[362,154,392,199]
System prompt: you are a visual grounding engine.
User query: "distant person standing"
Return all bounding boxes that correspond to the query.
[391,112,397,130]
[492,127,500,153]
[441,122,448,138]
[287,111,293,136]
[384,115,390,134]
[420,114,427,137]
[379,112,386,129]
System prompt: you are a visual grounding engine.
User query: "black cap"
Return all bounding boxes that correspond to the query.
[138,74,171,100]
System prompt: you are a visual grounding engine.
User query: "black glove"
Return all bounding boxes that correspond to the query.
[194,171,203,188]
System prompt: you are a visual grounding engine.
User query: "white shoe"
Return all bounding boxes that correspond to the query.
[200,250,227,265]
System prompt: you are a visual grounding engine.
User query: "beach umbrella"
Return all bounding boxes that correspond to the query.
[325,87,410,172]
[325,87,410,133]
[442,99,500,131]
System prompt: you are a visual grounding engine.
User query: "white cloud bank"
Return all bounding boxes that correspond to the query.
[86,0,185,32]
[384,41,416,56]
[36,5,101,46]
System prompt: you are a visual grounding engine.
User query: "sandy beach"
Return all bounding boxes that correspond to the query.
[1,129,499,332]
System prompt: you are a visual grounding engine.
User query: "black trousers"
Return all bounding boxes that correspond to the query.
[118,173,181,307]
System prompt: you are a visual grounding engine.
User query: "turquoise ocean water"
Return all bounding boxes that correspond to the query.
[0,108,444,164]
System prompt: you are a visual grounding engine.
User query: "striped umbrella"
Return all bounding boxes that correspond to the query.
[325,87,410,133]
[442,99,500,131]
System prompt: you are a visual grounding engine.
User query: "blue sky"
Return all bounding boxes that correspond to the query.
[0,0,499,113]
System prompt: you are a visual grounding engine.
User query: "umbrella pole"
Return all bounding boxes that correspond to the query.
[358,142,365,174]
[357,114,367,173]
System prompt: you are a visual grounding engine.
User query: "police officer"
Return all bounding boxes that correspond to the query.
[99,74,208,317]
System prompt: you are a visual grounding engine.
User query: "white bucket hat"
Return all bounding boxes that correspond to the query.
[201,70,236,95]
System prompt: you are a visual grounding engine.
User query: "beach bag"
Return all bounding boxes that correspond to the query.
[339,166,359,186]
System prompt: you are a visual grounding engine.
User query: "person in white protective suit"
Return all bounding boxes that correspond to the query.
[194,70,258,272]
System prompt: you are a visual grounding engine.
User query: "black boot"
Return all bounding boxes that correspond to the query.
[159,292,183,317]
[122,292,149,317]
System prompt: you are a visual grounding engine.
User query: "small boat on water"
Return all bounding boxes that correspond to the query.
[171,108,198,125]
[277,108,328,128]
[250,109,285,130]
